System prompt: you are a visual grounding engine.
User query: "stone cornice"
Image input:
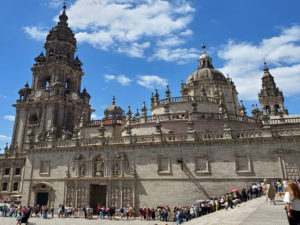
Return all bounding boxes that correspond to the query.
[22,177,278,182]
[21,134,300,154]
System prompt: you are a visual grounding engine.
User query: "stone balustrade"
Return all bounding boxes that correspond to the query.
[86,119,122,127]
[155,96,220,106]
[129,112,256,125]
[265,117,300,125]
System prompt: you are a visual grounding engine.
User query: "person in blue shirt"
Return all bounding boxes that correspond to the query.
[2,204,8,217]
[176,211,182,224]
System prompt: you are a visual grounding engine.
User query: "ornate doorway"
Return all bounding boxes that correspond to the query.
[90,184,107,210]
[36,192,49,206]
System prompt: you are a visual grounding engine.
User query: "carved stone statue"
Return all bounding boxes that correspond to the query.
[112,163,119,176]
[79,164,85,176]
[94,157,104,177]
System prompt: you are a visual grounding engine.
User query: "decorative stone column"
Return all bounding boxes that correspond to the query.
[141,101,148,123]
[98,122,106,144]
[124,107,133,144]
[223,113,232,139]
[154,117,163,142]
[262,115,273,137]
[186,112,196,141]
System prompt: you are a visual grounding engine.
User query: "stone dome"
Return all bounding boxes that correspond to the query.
[186,68,227,84]
[186,45,227,85]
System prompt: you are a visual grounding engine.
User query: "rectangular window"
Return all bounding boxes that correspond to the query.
[237,156,251,172]
[13,182,18,192]
[15,168,21,176]
[195,157,208,172]
[158,158,170,172]
[40,161,50,174]
[2,182,8,191]
[4,168,10,175]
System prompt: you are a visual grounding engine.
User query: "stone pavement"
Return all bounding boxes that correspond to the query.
[189,196,288,225]
[0,197,288,225]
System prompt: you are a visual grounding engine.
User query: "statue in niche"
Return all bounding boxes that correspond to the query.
[79,164,85,176]
[112,163,120,177]
[94,156,104,177]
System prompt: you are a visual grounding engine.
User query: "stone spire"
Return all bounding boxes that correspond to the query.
[165,85,171,98]
[44,4,76,61]
[259,61,288,116]
[58,4,68,26]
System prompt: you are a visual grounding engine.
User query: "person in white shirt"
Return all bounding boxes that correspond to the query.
[283,181,300,225]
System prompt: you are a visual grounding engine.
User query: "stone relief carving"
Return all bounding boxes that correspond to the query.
[112,163,120,177]
[77,185,86,207]
[284,158,300,180]
[94,156,104,177]
[111,187,120,208]
[79,163,85,176]
[122,187,132,207]
[66,184,75,206]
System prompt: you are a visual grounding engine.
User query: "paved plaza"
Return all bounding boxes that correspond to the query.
[0,197,288,225]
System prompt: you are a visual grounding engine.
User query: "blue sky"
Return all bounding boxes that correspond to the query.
[0,0,300,153]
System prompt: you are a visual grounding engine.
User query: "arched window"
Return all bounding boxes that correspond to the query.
[265,105,271,114]
[65,80,72,90]
[66,112,74,131]
[29,113,38,124]
[275,105,281,113]
[49,49,54,57]
[45,79,50,88]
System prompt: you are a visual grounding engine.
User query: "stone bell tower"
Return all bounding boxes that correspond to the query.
[259,62,288,116]
[11,5,93,152]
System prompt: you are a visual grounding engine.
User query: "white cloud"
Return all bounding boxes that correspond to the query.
[116,75,132,86]
[104,74,132,86]
[150,47,200,63]
[137,75,168,89]
[217,25,300,100]
[24,0,196,62]
[3,115,15,122]
[23,26,49,41]
[0,135,11,141]
[117,42,150,58]
[67,0,195,58]
[0,95,8,99]
[180,29,193,36]
[157,36,186,47]
[104,74,116,82]
[91,113,101,120]
[48,0,62,8]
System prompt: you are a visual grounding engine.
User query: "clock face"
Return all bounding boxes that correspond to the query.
[35,90,42,98]
[72,93,78,100]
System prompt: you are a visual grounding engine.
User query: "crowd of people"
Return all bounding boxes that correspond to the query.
[1,178,300,225]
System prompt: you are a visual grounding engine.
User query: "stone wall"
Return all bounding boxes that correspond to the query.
[12,136,300,208]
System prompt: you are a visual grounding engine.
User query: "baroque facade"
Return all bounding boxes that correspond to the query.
[1,6,300,209]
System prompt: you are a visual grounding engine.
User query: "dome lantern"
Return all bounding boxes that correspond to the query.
[198,44,213,69]
[104,96,124,119]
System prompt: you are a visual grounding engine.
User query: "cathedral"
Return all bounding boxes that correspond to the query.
[0,6,300,210]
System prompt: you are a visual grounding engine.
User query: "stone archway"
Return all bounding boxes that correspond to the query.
[30,182,54,207]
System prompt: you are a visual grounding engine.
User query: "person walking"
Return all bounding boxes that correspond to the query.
[264,179,276,205]
[176,211,182,225]
[277,180,283,193]
[284,181,300,225]
[50,207,54,218]
[226,193,233,210]
[2,204,8,217]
